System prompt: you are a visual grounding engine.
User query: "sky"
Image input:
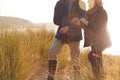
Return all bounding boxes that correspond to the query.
[102,0,120,55]
[0,0,120,55]
[0,0,58,23]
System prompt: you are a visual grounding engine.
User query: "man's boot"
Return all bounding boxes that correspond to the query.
[47,60,57,80]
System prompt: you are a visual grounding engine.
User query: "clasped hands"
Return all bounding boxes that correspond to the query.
[60,17,88,34]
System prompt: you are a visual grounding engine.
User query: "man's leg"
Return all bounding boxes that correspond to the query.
[69,41,80,80]
[47,39,63,80]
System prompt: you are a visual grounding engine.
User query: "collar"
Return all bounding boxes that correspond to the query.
[87,6,103,16]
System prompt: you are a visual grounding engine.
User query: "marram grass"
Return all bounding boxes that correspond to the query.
[0,25,120,80]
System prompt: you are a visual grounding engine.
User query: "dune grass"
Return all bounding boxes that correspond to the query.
[0,25,120,80]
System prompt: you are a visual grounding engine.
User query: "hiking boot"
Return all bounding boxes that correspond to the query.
[47,60,57,80]
[47,76,54,80]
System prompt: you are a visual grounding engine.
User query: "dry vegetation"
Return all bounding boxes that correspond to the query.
[0,24,120,80]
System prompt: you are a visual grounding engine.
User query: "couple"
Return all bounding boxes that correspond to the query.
[47,0,111,80]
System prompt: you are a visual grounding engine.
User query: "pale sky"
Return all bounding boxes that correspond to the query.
[0,0,120,55]
[0,0,58,23]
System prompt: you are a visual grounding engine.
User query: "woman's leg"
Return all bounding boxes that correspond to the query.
[88,46,103,79]
[88,46,102,71]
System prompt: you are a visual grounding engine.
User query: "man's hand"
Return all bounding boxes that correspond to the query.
[59,26,69,34]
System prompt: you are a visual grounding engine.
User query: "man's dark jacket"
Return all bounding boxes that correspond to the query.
[53,0,85,43]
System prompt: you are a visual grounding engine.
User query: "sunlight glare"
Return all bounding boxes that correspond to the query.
[103,0,120,55]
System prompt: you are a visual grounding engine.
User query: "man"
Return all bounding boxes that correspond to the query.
[47,0,85,80]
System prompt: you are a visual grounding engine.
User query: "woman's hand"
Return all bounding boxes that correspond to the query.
[70,17,81,26]
[80,18,89,26]
[59,26,70,34]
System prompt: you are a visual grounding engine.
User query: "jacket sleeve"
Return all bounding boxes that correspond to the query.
[53,1,64,26]
[88,9,108,30]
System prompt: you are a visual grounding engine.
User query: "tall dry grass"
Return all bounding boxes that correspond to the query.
[0,25,54,80]
[0,24,120,80]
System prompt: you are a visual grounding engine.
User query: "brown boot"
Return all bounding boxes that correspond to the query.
[47,60,57,80]
[88,50,102,73]
[88,49,103,80]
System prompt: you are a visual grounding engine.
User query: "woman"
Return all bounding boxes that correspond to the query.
[81,0,112,79]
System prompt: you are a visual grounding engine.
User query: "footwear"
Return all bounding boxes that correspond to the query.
[47,60,57,80]
[47,76,54,80]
